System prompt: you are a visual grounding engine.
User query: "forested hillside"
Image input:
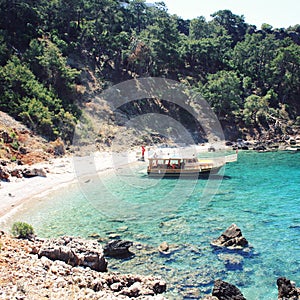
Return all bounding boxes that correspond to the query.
[0,0,299,143]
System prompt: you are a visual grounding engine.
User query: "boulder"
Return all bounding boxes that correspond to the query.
[18,146,27,154]
[0,167,10,181]
[211,224,249,250]
[277,277,300,299]
[104,240,134,258]
[10,168,23,178]
[212,280,246,300]
[22,167,47,178]
[1,131,13,143]
[38,236,107,272]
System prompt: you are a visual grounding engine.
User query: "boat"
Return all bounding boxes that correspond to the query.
[147,154,237,178]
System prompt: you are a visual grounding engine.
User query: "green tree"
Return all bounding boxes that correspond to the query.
[0,56,77,140]
[271,42,300,115]
[243,90,277,126]
[201,70,242,119]
[26,38,80,115]
[232,33,279,93]
[211,10,248,45]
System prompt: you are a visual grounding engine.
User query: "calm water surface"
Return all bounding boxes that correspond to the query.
[3,151,300,299]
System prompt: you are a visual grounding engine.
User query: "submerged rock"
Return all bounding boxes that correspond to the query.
[38,236,107,271]
[277,277,300,299]
[104,240,134,258]
[158,241,170,254]
[217,253,244,270]
[211,224,249,250]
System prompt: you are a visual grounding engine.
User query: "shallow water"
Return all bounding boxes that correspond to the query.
[3,151,300,299]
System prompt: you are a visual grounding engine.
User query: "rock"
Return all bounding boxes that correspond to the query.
[121,281,142,297]
[38,236,107,272]
[212,280,246,300]
[277,277,300,299]
[202,296,219,300]
[158,241,170,254]
[103,240,134,258]
[18,146,27,154]
[153,280,167,294]
[218,253,244,270]
[211,224,249,250]
[110,282,123,292]
[1,131,13,143]
[108,233,121,240]
[254,145,266,151]
[22,167,47,178]
[10,168,23,178]
[0,167,10,181]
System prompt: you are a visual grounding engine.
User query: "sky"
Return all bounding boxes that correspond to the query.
[146,0,300,29]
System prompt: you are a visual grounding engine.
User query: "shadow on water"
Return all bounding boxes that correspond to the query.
[146,174,232,180]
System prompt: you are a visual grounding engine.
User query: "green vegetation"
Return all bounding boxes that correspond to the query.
[11,221,35,239]
[0,0,299,140]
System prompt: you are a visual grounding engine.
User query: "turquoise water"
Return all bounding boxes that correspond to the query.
[3,151,300,299]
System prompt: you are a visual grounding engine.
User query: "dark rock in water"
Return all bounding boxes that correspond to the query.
[104,240,134,258]
[38,236,107,272]
[212,280,246,300]
[211,223,249,250]
[277,277,300,299]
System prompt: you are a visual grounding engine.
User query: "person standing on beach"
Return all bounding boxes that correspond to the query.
[141,146,146,161]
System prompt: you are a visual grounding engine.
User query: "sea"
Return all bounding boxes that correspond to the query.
[2,151,300,299]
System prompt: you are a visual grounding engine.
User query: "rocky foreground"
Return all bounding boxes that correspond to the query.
[0,232,166,300]
[1,227,300,299]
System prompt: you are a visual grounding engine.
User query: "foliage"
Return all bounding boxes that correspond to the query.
[0,56,77,140]
[201,71,242,119]
[0,0,299,138]
[11,222,34,239]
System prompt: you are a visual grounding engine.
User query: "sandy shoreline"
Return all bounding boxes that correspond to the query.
[0,149,143,224]
[0,144,209,221]
[0,143,257,224]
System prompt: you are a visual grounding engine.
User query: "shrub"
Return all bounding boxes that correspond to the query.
[12,222,34,239]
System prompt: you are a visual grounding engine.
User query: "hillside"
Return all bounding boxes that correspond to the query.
[0,0,299,146]
[0,111,63,165]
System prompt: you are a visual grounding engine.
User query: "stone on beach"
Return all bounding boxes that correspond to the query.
[0,166,10,181]
[211,223,249,250]
[23,167,47,178]
[38,236,107,272]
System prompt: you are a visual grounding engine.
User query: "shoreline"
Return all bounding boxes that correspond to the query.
[0,144,298,225]
[0,149,142,224]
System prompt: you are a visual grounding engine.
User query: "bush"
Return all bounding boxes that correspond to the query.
[12,222,34,239]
